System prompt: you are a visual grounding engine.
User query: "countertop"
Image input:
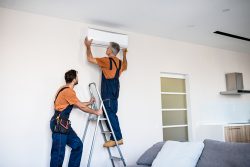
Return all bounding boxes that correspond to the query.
[199,122,250,126]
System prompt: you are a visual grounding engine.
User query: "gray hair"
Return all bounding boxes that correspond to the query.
[109,42,120,55]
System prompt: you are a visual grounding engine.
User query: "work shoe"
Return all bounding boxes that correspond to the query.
[103,139,123,147]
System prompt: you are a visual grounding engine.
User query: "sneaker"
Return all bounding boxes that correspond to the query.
[103,139,123,147]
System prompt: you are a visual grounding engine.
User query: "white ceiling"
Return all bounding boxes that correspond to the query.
[1,0,250,54]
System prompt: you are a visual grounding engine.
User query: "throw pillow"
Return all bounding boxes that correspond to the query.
[136,142,165,166]
[152,140,204,167]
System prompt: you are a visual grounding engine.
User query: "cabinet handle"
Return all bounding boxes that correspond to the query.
[229,127,241,130]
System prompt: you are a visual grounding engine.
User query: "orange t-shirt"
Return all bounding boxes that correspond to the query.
[96,56,125,79]
[54,87,80,111]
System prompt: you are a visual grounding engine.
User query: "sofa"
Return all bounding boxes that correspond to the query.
[127,139,250,167]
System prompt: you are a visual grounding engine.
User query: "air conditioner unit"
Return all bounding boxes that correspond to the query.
[88,28,128,48]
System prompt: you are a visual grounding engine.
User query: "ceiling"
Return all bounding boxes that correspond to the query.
[1,0,250,54]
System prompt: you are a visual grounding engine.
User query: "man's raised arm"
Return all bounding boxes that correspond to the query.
[84,37,97,64]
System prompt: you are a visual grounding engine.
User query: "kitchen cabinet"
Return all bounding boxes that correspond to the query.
[245,125,250,142]
[224,126,246,142]
[198,123,250,143]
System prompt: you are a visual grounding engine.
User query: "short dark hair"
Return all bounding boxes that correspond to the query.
[65,69,77,83]
[110,42,120,55]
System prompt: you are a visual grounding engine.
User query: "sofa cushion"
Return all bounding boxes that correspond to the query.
[196,139,250,167]
[152,140,204,167]
[136,142,165,166]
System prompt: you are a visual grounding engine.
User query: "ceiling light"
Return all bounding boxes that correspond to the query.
[222,9,230,12]
[187,25,195,28]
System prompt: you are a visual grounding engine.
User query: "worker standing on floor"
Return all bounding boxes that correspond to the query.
[84,37,128,147]
[50,69,102,167]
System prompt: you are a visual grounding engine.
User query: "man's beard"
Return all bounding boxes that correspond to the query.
[74,81,78,85]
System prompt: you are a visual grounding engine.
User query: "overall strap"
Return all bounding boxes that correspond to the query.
[109,58,114,70]
[54,87,69,104]
[109,58,122,71]
[113,58,122,79]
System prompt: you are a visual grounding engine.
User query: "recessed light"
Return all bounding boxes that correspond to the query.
[187,25,195,28]
[222,9,230,12]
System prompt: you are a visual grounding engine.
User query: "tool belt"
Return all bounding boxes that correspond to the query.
[52,87,71,134]
[53,114,71,134]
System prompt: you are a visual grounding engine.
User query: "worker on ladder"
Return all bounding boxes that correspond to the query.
[50,69,102,167]
[84,37,128,147]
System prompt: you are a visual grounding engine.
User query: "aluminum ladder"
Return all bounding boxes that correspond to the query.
[82,82,126,167]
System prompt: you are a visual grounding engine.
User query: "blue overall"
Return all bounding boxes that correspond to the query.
[101,58,123,141]
[50,90,83,167]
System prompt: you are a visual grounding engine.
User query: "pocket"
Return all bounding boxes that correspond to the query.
[110,99,118,114]
[50,118,55,131]
[54,118,71,134]
[103,99,111,108]
[60,119,69,129]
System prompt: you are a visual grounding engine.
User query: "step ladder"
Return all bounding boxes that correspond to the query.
[82,82,126,167]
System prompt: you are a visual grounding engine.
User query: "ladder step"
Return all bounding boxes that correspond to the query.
[88,117,98,121]
[101,131,112,134]
[110,156,122,161]
[88,117,107,121]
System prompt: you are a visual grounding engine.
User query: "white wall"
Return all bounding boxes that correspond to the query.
[1,8,250,167]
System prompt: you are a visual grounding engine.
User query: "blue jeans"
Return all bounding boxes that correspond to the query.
[50,123,83,167]
[103,99,123,141]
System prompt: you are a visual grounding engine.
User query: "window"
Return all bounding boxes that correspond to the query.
[160,73,189,141]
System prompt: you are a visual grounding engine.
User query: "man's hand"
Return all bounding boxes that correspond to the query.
[84,37,97,64]
[84,37,93,48]
[96,108,103,116]
[122,48,128,54]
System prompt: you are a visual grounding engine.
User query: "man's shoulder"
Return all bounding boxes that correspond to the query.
[96,56,110,67]
[63,87,75,93]
[96,56,109,62]
[99,56,120,60]
[58,87,75,96]
[108,56,121,63]
[98,56,108,59]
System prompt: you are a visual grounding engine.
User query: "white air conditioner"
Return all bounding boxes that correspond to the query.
[88,28,128,48]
